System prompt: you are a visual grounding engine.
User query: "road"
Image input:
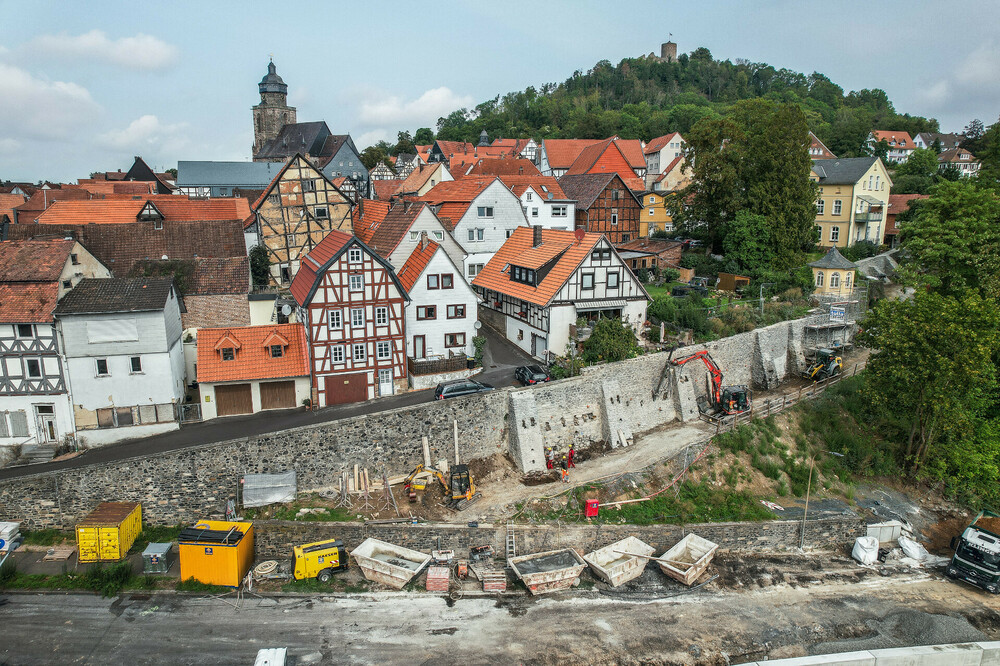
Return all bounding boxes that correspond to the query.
[1,570,997,665]
[0,325,534,481]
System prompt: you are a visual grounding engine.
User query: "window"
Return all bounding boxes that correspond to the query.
[153,219,163,231]
[129,356,142,373]
[815,271,825,287]
[445,333,466,348]
[869,175,874,190]
[8,411,28,437]
[611,212,618,225]
[477,206,494,218]
[96,358,109,375]
[62,280,72,289]
[447,304,466,319]
[830,272,841,288]
[351,308,365,327]
[280,265,291,284]
[302,179,317,192]
[222,348,235,361]
[270,345,283,358]
[331,345,345,363]
[612,189,621,201]
[417,306,436,320]
[581,273,595,290]
[16,324,32,338]
[267,194,280,205]
[349,274,364,291]
[348,248,362,263]
[353,344,366,362]
[648,208,654,216]
[315,206,328,219]
[649,196,655,204]
[816,199,825,215]
[532,207,539,217]
[376,341,391,360]
[71,253,79,266]
[845,272,852,288]
[552,205,567,217]
[526,192,533,201]
[26,359,41,378]
[409,231,419,241]
[591,248,611,262]
[607,271,620,289]
[441,274,453,289]
[506,229,514,238]
[833,200,842,215]
[467,228,485,241]
[830,226,840,242]
[427,274,440,289]
[328,309,342,329]
[432,231,444,241]
[375,307,388,325]
[467,263,483,278]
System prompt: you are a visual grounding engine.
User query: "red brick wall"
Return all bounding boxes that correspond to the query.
[182,295,251,329]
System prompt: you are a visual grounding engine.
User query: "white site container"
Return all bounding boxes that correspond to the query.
[350,538,432,589]
[657,533,718,586]
[583,536,654,587]
[508,548,587,596]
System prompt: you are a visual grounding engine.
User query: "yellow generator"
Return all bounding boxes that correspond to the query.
[293,539,348,582]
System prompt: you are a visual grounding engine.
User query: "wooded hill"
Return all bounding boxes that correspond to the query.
[434,47,940,158]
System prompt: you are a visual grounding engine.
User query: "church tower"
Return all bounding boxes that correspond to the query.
[252,60,296,155]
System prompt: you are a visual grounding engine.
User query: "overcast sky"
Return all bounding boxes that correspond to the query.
[2,0,998,182]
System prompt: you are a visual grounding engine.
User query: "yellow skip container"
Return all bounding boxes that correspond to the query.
[76,502,142,563]
[178,520,254,587]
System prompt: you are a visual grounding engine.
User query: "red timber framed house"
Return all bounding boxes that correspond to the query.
[290,231,409,406]
[558,173,643,246]
[251,153,354,287]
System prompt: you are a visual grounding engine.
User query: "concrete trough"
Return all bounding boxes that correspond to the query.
[350,538,432,590]
[508,548,586,596]
[583,536,654,587]
[657,533,718,586]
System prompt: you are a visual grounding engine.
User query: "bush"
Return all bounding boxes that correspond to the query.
[661,267,680,283]
[581,317,641,363]
[83,562,134,597]
[472,335,487,367]
[637,268,650,283]
[680,252,725,278]
[841,240,880,262]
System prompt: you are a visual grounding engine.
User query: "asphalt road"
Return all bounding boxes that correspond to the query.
[0,325,535,481]
[0,573,995,665]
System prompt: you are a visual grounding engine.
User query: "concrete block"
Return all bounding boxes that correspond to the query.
[600,379,633,448]
[978,642,1000,666]
[746,651,875,665]
[871,643,984,666]
[508,390,546,473]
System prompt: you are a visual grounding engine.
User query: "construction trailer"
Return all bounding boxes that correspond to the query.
[76,502,142,563]
[178,520,255,587]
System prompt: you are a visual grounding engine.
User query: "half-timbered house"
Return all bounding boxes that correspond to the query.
[558,173,643,246]
[473,227,649,359]
[251,154,354,286]
[0,240,110,455]
[369,161,396,181]
[354,200,467,281]
[290,231,409,406]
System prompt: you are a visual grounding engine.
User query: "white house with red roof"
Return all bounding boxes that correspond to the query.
[866,131,915,163]
[395,236,480,389]
[290,230,408,406]
[196,323,311,419]
[498,175,576,232]
[354,200,466,278]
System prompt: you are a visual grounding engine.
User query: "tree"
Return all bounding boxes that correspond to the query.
[249,244,271,290]
[359,143,392,170]
[581,317,641,363]
[869,139,890,162]
[894,147,938,179]
[962,118,986,153]
[414,127,435,145]
[722,210,774,274]
[976,117,1000,188]
[393,131,415,156]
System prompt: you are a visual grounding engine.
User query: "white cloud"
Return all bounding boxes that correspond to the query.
[28,30,178,70]
[955,42,1000,91]
[357,86,474,128]
[919,41,1000,114]
[0,138,20,154]
[356,129,392,147]
[0,63,100,140]
[96,114,189,153]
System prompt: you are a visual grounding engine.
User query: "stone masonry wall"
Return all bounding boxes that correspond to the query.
[252,515,866,560]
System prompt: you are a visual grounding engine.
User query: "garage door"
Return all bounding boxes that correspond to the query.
[215,383,253,416]
[260,380,296,410]
[325,373,368,406]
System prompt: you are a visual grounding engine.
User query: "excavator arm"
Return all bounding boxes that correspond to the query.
[670,350,724,408]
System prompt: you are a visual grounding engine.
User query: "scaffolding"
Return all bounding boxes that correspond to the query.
[803,283,867,359]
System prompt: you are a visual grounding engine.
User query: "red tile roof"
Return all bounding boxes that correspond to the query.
[472,227,603,307]
[614,139,646,169]
[516,241,573,270]
[14,188,94,222]
[434,203,471,231]
[564,140,645,190]
[396,240,439,292]
[33,196,250,225]
[399,163,445,194]
[644,133,681,155]
[354,199,391,243]
[497,175,568,200]
[418,178,497,231]
[73,179,157,195]
[372,179,404,200]
[361,201,426,260]
[0,238,75,282]
[468,159,541,177]
[809,132,836,159]
[541,139,603,169]
[871,130,914,149]
[0,283,61,323]
[0,193,26,221]
[196,323,309,383]
[289,230,353,305]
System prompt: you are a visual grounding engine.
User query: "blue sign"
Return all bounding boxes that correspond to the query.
[0,539,5,550]
[204,547,213,555]
[830,306,846,322]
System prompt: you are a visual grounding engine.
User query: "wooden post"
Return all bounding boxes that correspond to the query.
[800,458,814,550]
[422,436,431,468]
[453,419,460,465]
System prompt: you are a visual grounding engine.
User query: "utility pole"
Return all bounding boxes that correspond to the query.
[799,457,815,550]
[759,282,775,315]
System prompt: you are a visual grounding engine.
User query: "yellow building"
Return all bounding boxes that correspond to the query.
[808,246,858,297]
[639,191,674,237]
[811,157,892,249]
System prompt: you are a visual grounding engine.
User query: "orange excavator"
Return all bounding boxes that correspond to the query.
[669,350,751,416]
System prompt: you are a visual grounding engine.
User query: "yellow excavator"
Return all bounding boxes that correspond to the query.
[803,348,843,381]
[403,463,481,511]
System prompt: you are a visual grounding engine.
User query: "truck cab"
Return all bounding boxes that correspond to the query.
[293,539,348,582]
[947,511,1000,594]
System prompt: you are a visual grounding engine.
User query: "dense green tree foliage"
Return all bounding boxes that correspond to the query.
[581,317,641,363]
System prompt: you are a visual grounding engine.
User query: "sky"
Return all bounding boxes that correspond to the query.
[2,0,999,182]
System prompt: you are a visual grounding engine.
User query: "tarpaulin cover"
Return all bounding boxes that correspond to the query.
[242,471,297,507]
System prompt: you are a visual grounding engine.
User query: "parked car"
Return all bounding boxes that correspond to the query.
[434,379,495,400]
[514,365,551,386]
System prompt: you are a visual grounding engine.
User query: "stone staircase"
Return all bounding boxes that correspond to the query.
[20,442,57,464]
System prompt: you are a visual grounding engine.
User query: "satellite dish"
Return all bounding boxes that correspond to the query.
[161,255,169,260]
[281,304,292,316]
[474,321,482,330]
[574,228,586,242]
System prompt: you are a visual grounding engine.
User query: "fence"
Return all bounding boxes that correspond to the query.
[177,403,201,423]
[407,353,469,376]
[699,359,868,434]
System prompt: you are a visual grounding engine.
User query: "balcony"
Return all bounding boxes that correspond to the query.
[854,211,883,223]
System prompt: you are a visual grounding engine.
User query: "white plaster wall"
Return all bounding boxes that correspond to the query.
[405,249,478,359]
[386,208,467,280]
[519,187,575,231]
[67,350,182,411]
[452,180,528,259]
[249,298,277,326]
[505,315,547,357]
[183,336,198,385]
[199,376,310,421]
[0,393,75,446]
[548,305,578,357]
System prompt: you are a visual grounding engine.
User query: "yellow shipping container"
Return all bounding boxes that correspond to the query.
[178,520,255,587]
[76,501,142,563]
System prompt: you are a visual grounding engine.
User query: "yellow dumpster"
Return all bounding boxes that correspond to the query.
[178,520,254,587]
[76,502,142,563]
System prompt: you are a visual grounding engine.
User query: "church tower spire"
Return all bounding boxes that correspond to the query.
[252,60,297,157]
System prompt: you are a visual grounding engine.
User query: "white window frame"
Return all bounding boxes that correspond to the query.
[409,231,419,241]
[96,358,110,377]
[328,309,342,329]
[351,308,365,328]
[129,356,142,374]
[432,231,444,240]
[833,200,842,216]
[816,199,825,215]
[552,205,567,217]
[376,341,391,360]
[352,343,367,362]
[830,226,840,243]
[349,274,364,292]
[815,271,824,287]
[348,248,362,263]
[830,272,841,288]
[330,345,345,363]
[375,307,388,325]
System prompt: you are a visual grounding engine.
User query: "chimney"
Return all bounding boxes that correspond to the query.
[532,225,542,248]
[518,166,524,175]
[420,230,429,250]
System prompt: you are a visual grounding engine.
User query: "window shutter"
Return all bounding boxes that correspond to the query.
[9,411,29,437]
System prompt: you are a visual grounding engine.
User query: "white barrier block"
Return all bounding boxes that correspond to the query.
[872,643,983,666]
[978,641,1000,666]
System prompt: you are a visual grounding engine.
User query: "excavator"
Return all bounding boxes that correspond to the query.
[403,463,481,511]
[803,348,843,382]
[669,350,751,416]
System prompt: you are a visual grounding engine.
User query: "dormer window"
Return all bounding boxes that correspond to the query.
[222,348,235,361]
[510,265,536,286]
[270,345,283,358]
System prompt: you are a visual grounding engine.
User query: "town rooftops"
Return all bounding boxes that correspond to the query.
[563,140,645,190]
[540,139,603,169]
[0,239,80,323]
[176,161,286,187]
[558,173,642,209]
[196,323,309,384]
[418,178,500,231]
[468,158,541,177]
[644,133,682,155]
[870,130,914,148]
[498,175,569,201]
[372,179,404,200]
[254,121,334,162]
[34,195,251,225]
[396,239,439,292]
[808,246,857,271]
[54,277,175,315]
[809,132,836,159]
[938,148,978,163]
[472,227,603,307]
[810,157,879,185]
[358,201,427,260]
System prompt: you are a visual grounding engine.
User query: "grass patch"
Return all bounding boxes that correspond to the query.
[175,577,231,594]
[0,561,137,597]
[131,524,183,553]
[597,478,773,525]
[20,529,67,546]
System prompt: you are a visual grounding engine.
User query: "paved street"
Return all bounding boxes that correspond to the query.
[0,571,996,665]
[0,324,534,481]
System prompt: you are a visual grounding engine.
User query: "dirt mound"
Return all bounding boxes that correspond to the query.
[920,515,970,555]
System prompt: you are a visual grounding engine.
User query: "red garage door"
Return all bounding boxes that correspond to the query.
[325,373,368,406]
